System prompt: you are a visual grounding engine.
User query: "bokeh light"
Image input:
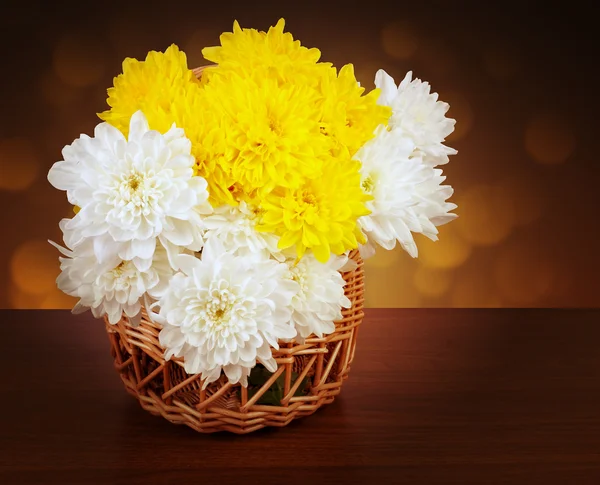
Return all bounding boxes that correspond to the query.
[365,259,423,308]
[0,138,39,192]
[53,32,108,88]
[494,241,554,305]
[455,184,514,246]
[38,70,81,107]
[418,223,472,269]
[414,266,452,298]
[525,113,576,165]
[40,287,77,310]
[10,240,59,295]
[380,21,418,60]
[8,285,45,309]
[452,268,503,308]
[496,175,544,226]
[363,245,401,269]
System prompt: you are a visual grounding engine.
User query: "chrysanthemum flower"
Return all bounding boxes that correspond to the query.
[156,238,298,388]
[98,45,199,137]
[319,64,391,156]
[375,69,456,166]
[257,157,370,262]
[48,111,212,268]
[283,253,351,342]
[51,229,173,325]
[355,126,457,258]
[201,18,323,87]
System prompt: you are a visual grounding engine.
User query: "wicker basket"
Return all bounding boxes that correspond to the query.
[106,248,364,434]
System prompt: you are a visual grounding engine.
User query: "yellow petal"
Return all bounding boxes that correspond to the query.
[312,240,330,263]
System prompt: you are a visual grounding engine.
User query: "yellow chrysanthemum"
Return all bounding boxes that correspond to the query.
[257,157,371,263]
[318,64,391,156]
[201,72,328,194]
[202,18,323,86]
[98,45,199,137]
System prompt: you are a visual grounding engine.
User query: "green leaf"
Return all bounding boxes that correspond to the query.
[240,365,311,406]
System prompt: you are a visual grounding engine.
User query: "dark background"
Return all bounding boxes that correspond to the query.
[1,0,598,308]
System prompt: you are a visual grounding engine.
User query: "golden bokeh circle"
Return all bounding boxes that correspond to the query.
[414,266,452,298]
[363,249,421,307]
[380,22,418,60]
[365,268,423,307]
[417,223,472,269]
[455,184,515,246]
[363,244,402,269]
[8,285,45,309]
[40,288,77,309]
[525,114,576,165]
[494,243,553,305]
[0,138,39,192]
[496,175,544,226]
[451,272,503,308]
[11,240,59,295]
[38,70,81,107]
[53,32,107,87]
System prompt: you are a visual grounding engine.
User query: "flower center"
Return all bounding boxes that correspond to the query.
[301,191,317,206]
[362,175,375,194]
[103,260,137,292]
[205,288,235,329]
[228,183,245,201]
[268,117,281,135]
[115,169,162,210]
[127,173,142,192]
[111,261,127,276]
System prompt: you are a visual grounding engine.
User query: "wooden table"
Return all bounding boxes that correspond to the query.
[1,309,599,484]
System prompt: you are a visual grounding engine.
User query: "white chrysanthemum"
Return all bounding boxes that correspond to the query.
[375,69,457,166]
[156,238,298,387]
[51,223,174,325]
[283,253,351,343]
[47,110,212,269]
[355,126,457,258]
[202,201,281,259]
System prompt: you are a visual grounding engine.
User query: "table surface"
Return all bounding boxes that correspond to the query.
[0,309,599,484]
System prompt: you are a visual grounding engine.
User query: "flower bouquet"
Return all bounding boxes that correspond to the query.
[48,19,457,433]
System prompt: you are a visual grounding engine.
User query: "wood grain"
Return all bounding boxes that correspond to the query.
[0,309,599,484]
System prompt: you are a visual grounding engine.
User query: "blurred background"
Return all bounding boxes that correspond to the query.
[1,0,598,309]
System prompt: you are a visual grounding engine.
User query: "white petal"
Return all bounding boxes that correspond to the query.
[374,69,398,105]
[128,111,150,142]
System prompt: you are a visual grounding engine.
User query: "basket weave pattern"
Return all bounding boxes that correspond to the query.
[105,249,364,433]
